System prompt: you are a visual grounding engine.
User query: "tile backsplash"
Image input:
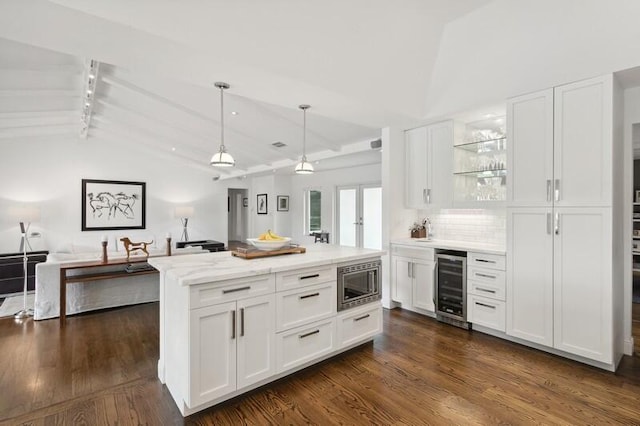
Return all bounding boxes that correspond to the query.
[417,209,506,246]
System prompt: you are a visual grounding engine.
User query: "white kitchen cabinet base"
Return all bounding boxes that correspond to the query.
[173,328,379,417]
[471,323,622,373]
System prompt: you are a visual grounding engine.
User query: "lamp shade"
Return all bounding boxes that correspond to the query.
[210,150,235,167]
[174,206,194,218]
[295,160,314,174]
[10,206,41,222]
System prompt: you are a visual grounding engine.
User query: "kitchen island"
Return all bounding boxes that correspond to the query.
[148,244,384,416]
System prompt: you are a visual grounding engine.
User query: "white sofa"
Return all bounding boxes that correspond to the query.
[34,244,207,320]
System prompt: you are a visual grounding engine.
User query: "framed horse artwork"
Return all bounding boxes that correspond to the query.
[81,179,146,231]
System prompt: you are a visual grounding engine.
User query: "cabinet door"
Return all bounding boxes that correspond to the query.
[405,126,428,209]
[189,301,237,407]
[237,294,276,389]
[506,208,554,347]
[554,76,612,207]
[392,256,413,306]
[553,207,612,363]
[507,89,554,207]
[412,259,435,312]
[428,121,453,208]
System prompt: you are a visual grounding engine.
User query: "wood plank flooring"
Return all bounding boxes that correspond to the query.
[1,304,640,425]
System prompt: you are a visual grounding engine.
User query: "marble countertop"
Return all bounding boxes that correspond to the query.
[391,238,505,255]
[147,244,385,286]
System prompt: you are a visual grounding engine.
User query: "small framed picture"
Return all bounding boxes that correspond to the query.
[277,195,289,212]
[243,198,248,207]
[257,194,268,214]
[636,190,640,203]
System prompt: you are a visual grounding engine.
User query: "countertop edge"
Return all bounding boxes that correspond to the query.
[390,239,505,255]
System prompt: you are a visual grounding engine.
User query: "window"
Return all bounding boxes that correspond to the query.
[306,189,322,233]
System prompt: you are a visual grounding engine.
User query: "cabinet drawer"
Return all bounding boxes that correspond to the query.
[336,303,382,348]
[391,244,435,261]
[276,318,336,373]
[468,252,505,271]
[276,282,336,332]
[467,267,506,301]
[275,265,336,292]
[468,295,505,332]
[190,274,275,309]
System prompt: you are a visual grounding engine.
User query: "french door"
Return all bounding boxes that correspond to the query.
[337,184,382,249]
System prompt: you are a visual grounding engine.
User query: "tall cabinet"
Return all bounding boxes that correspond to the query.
[506,75,622,366]
[405,121,453,209]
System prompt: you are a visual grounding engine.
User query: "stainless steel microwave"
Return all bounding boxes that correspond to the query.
[337,258,381,311]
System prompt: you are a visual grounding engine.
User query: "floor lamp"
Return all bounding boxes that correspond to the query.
[174,206,194,242]
[14,206,40,320]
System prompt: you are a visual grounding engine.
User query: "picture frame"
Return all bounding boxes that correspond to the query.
[277,195,289,212]
[243,197,248,207]
[81,179,146,231]
[257,193,268,215]
[636,190,640,203]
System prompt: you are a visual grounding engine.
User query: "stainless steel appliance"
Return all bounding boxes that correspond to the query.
[337,258,381,311]
[435,250,470,329]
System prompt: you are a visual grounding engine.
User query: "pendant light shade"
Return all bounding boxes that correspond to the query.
[211,82,235,167]
[295,104,314,174]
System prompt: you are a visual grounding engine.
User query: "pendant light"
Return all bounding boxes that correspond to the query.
[210,82,235,167]
[295,104,314,174]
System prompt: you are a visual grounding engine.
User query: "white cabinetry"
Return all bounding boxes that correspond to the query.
[188,286,276,408]
[405,121,453,209]
[467,252,506,332]
[391,244,435,313]
[506,75,620,365]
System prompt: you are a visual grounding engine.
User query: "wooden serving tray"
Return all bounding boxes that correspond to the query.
[231,246,306,259]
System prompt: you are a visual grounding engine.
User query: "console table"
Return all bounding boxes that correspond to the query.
[59,257,158,325]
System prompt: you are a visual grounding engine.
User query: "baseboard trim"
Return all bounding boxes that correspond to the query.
[624,337,635,356]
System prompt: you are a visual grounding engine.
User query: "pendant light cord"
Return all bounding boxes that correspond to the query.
[220,85,225,152]
[302,107,307,161]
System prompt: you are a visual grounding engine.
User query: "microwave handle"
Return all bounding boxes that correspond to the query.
[368,270,378,293]
[433,260,438,306]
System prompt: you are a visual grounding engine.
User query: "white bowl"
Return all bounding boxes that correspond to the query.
[246,237,291,251]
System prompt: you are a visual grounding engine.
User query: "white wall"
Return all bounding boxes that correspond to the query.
[426,0,640,119]
[227,188,248,242]
[0,134,241,253]
[289,163,381,246]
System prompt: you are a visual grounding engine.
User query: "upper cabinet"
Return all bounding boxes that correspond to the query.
[453,116,507,204]
[508,76,613,208]
[405,121,453,209]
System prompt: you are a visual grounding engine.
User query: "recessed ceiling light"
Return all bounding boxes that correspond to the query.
[171,147,176,151]
[231,111,239,115]
[315,161,320,165]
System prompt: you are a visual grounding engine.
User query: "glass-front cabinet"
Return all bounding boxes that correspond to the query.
[453,116,507,203]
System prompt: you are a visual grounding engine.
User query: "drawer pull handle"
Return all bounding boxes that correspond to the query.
[231,310,236,339]
[475,302,496,309]
[299,329,320,339]
[299,292,320,300]
[476,287,496,294]
[223,286,251,294]
[476,259,496,264]
[354,314,370,322]
[300,274,320,280]
[476,273,496,279]
[240,308,245,337]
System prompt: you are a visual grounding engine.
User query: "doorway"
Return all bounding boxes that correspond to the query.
[228,188,249,250]
[336,184,382,249]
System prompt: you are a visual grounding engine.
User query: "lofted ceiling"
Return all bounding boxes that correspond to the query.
[0,0,493,178]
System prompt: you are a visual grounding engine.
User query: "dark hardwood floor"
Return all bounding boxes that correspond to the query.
[634,302,640,355]
[1,304,640,425]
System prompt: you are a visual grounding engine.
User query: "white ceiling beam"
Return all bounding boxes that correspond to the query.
[97,77,299,164]
[0,65,81,74]
[218,138,375,181]
[91,116,238,176]
[0,89,80,98]
[0,123,76,139]
[0,111,76,128]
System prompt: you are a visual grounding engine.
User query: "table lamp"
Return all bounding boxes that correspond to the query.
[174,206,194,242]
